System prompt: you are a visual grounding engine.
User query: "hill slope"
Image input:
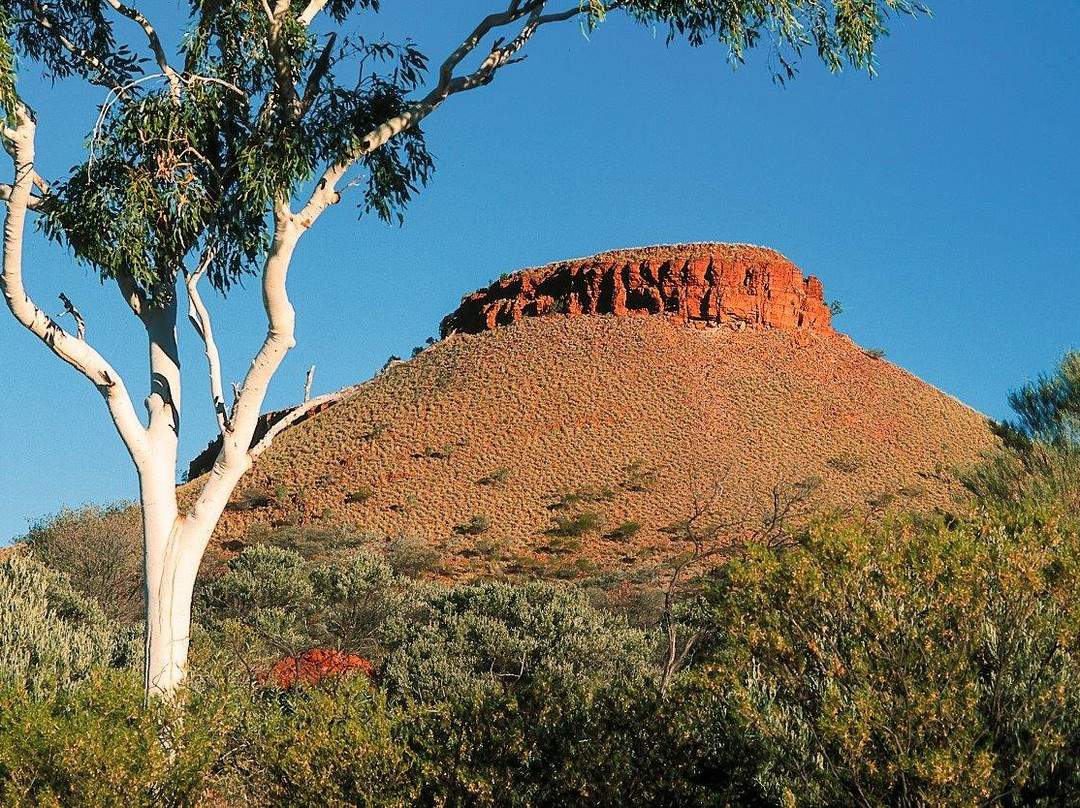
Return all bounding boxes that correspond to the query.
[206,245,995,578]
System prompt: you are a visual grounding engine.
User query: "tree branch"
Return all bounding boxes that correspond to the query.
[57,292,85,340]
[181,200,301,551]
[296,0,585,227]
[297,0,330,26]
[0,106,150,466]
[0,184,44,211]
[267,0,301,121]
[28,1,124,88]
[101,0,181,96]
[114,272,148,319]
[299,33,336,117]
[184,250,230,436]
[249,386,354,460]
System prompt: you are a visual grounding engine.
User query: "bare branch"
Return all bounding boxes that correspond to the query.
[0,107,150,465]
[101,0,182,97]
[250,387,355,459]
[303,365,315,403]
[297,0,330,26]
[57,292,85,340]
[296,0,589,227]
[184,250,230,435]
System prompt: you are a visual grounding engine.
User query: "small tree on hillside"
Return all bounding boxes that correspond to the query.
[0,0,929,697]
[963,351,1080,517]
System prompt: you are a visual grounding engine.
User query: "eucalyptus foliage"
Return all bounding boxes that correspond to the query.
[964,351,1080,521]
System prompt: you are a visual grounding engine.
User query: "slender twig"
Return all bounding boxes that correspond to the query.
[101,0,182,97]
[57,293,86,340]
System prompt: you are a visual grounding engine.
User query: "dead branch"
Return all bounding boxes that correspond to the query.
[57,292,85,340]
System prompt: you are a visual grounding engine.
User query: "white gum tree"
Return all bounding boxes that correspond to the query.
[0,0,928,698]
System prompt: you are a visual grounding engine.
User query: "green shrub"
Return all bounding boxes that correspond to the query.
[546,511,602,538]
[477,467,511,486]
[198,546,408,667]
[962,351,1080,523]
[825,453,861,473]
[380,581,654,704]
[345,486,374,504]
[620,460,658,492]
[453,514,491,536]
[258,523,378,561]
[401,674,715,808]
[419,444,452,459]
[386,535,440,577]
[227,486,274,511]
[310,551,408,657]
[0,671,221,807]
[548,487,615,511]
[240,678,414,807]
[697,514,1080,807]
[604,520,642,542]
[0,552,137,696]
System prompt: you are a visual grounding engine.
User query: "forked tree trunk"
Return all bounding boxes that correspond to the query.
[143,515,193,696]
[139,456,250,695]
[138,217,301,697]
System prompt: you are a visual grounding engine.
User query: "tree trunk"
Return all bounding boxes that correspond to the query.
[139,449,193,696]
[143,522,195,697]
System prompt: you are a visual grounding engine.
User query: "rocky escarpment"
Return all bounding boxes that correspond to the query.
[441,243,833,336]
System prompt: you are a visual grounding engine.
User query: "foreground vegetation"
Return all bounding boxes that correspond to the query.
[3,354,1080,806]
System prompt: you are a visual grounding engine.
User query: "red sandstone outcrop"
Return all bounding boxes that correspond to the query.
[440,243,833,337]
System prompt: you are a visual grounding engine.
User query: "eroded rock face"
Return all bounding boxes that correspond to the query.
[441,243,832,337]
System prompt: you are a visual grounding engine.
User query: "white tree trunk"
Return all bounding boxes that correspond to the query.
[141,470,191,696]
[139,215,302,697]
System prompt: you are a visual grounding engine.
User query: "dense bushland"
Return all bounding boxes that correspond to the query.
[6,501,1080,805]
[4,355,1080,805]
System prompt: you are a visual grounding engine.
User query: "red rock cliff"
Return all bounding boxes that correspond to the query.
[440,243,833,337]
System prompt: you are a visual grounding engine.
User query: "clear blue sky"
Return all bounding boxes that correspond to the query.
[1,2,1077,542]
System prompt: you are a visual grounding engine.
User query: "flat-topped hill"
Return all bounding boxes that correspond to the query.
[200,244,995,578]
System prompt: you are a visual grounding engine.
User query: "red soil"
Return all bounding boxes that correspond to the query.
[202,244,995,579]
